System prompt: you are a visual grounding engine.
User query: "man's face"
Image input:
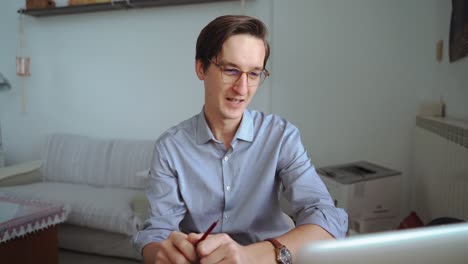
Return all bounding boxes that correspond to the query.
[196,34,266,125]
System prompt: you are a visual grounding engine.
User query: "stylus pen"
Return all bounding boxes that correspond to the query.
[196,219,219,245]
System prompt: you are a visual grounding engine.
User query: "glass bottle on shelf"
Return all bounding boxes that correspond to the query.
[17,14,30,77]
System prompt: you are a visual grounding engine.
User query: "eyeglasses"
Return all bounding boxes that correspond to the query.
[210,60,270,87]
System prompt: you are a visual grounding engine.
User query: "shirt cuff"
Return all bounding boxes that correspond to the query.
[132,229,169,255]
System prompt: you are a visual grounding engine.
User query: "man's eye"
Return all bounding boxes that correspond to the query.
[248,71,261,78]
[223,68,240,76]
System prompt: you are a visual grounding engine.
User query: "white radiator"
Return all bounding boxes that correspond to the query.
[412,116,468,223]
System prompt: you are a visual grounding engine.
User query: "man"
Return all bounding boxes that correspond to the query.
[133,15,348,264]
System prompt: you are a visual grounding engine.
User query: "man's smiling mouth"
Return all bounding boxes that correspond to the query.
[227,98,244,104]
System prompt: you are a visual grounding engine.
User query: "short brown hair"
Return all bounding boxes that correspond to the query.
[195,15,270,71]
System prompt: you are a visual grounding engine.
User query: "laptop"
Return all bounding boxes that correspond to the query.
[297,222,468,264]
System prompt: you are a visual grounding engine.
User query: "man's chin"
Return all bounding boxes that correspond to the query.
[222,109,244,121]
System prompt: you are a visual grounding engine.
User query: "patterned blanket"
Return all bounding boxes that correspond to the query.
[0,192,70,243]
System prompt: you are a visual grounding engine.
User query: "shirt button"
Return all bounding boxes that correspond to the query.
[224,214,229,219]
[226,185,231,191]
[223,156,229,162]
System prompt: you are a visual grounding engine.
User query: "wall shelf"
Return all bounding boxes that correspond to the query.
[18,0,237,17]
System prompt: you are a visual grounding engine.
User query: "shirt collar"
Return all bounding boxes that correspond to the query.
[234,109,254,143]
[196,107,254,145]
[196,107,215,144]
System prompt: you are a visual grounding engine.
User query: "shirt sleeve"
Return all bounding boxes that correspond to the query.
[132,138,187,255]
[277,124,348,239]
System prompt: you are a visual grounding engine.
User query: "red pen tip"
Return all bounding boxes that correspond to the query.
[196,219,219,244]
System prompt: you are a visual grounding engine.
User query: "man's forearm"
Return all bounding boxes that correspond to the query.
[245,224,334,264]
[277,224,334,256]
[245,240,277,263]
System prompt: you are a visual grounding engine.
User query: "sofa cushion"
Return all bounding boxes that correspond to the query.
[107,139,154,189]
[131,192,150,221]
[59,224,141,260]
[2,182,144,236]
[41,134,111,187]
[41,134,154,189]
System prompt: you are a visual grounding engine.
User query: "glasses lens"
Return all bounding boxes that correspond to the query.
[252,71,267,86]
[221,69,240,84]
[220,69,267,87]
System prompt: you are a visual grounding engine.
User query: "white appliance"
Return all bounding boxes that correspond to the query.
[316,161,401,234]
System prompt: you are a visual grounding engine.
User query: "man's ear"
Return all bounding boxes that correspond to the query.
[195,60,205,80]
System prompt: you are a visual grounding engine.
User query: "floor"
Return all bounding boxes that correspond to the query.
[59,250,140,264]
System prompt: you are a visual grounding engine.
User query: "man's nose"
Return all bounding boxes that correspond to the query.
[233,73,248,95]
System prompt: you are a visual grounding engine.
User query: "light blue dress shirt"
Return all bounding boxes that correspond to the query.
[133,108,348,254]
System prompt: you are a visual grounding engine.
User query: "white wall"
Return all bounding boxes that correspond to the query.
[417,0,468,121]
[272,0,419,217]
[270,0,467,218]
[0,0,272,162]
[1,0,467,219]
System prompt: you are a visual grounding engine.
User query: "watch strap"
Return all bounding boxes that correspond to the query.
[266,238,288,263]
[266,238,284,249]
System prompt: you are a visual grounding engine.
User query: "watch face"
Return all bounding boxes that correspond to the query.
[279,247,293,264]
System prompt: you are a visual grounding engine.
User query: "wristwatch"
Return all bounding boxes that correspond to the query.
[266,238,293,264]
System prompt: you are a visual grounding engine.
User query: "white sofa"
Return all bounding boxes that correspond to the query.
[0,133,154,260]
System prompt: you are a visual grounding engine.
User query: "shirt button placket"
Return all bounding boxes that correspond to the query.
[222,155,231,225]
[223,157,232,193]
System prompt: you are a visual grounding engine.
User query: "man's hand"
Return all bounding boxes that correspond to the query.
[188,233,253,264]
[143,231,198,264]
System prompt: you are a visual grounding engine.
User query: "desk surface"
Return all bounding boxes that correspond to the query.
[0,192,69,243]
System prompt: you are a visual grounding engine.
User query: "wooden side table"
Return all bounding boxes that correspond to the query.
[0,193,69,264]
